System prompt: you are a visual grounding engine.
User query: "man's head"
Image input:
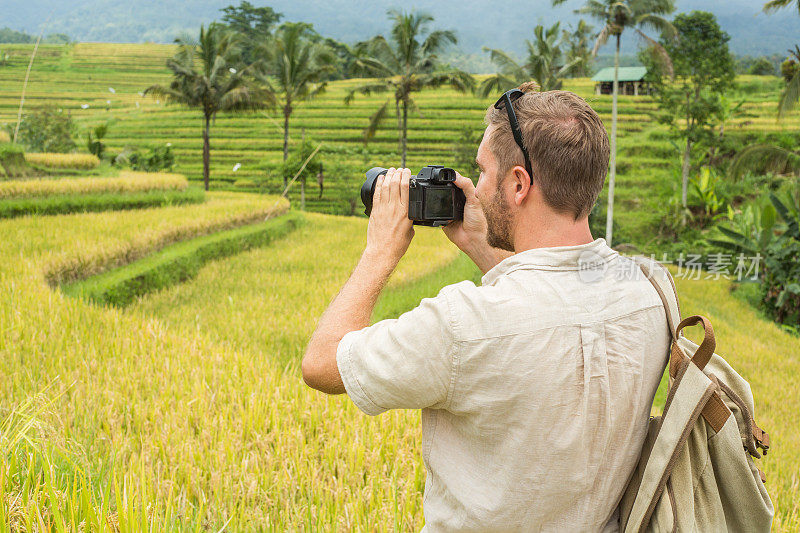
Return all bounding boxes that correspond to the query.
[475,82,610,251]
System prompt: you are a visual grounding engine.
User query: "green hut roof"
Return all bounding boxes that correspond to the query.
[591,67,647,82]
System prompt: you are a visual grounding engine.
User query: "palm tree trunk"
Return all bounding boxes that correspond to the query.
[396,99,402,156]
[605,33,620,245]
[203,114,211,192]
[282,101,291,187]
[401,99,408,168]
[682,139,691,208]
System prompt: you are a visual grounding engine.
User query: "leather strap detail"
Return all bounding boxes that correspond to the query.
[674,315,716,371]
[702,391,730,433]
[752,420,770,455]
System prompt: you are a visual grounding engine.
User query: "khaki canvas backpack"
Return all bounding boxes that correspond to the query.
[617,256,774,532]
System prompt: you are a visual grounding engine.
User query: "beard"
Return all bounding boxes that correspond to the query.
[480,181,515,252]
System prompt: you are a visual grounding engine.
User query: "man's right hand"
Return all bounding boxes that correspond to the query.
[443,171,488,253]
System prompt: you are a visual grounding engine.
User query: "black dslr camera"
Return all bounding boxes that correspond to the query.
[361,165,466,227]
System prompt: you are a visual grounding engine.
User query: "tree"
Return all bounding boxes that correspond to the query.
[644,11,735,210]
[562,20,595,77]
[253,22,336,187]
[144,24,269,190]
[553,0,676,245]
[11,106,76,153]
[749,57,777,76]
[219,1,282,66]
[764,1,800,116]
[345,10,474,167]
[479,22,582,95]
[730,0,800,180]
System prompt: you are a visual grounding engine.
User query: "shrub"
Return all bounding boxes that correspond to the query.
[781,58,799,84]
[0,142,33,178]
[86,123,110,159]
[115,145,174,172]
[749,57,776,76]
[24,152,100,169]
[10,106,76,153]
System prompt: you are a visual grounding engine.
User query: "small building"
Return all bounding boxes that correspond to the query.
[592,67,649,96]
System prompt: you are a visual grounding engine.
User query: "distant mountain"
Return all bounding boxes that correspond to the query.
[4,0,799,58]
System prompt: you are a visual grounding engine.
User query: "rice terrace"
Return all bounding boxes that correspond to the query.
[0,0,799,531]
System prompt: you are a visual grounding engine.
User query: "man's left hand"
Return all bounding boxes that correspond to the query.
[365,167,415,265]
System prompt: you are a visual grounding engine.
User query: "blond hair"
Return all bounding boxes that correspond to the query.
[484,82,610,220]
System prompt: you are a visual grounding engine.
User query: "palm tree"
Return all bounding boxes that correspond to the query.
[764,1,800,116]
[144,24,270,191]
[730,0,800,178]
[479,22,582,96]
[254,22,336,186]
[563,20,596,78]
[553,0,676,245]
[764,0,800,15]
[345,10,474,167]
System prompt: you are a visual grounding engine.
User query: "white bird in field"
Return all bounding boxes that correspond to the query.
[81,104,90,109]
[109,87,116,93]
[229,67,237,74]
[233,163,241,172]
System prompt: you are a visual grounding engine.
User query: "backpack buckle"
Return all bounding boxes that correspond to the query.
[752,420,770,455]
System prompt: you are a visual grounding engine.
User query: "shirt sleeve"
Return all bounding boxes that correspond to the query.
[335,283,460,416]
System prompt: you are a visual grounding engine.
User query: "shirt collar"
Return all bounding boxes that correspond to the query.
[481,238,619,285]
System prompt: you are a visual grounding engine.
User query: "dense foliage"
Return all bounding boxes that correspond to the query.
[9,106,76,153]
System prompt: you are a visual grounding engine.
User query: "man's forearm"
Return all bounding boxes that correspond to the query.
[302,249,397,393]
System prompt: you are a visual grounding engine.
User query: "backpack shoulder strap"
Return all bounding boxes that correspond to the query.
[632,255,681,338]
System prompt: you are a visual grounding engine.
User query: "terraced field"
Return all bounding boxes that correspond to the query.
[0,42,798,530]
[1,43,798,241]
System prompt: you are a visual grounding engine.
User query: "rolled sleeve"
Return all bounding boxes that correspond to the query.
[335,283,461,416]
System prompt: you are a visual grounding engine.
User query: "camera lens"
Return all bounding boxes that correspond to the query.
[361,167,388,216]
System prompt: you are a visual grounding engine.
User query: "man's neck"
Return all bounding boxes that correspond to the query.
[512,210,594,253]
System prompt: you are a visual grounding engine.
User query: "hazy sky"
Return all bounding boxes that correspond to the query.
[4,0,799,56]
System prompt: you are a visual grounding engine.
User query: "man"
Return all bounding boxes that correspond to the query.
[302,83,669,531]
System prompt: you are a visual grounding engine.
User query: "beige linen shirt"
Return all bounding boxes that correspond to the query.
[336,238,670,532]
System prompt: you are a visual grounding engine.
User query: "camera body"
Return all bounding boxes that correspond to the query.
[361,165,466,227]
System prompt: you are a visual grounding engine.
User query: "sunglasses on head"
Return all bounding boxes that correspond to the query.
[493,89,534,185]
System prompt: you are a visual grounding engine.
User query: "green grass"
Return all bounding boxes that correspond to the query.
[0,186,204,218]
[63,211,306,306]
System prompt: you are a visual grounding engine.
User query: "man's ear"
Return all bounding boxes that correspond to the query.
[510,165,533,207]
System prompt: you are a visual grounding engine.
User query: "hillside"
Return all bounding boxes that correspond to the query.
[2,42,799,246]
[3,0,800,57]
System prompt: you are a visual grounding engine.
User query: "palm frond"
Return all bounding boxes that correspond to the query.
[592,25,612,57]
[635,29,674,78]
[363,99,391,141]
[763,0,800,15]
[477,74,519,98]
[422,30,457,55]
[344,81,392,105]
[483,46,526,79]
[728,144,800,180]
[636,13,677,40]
[778,69,800,118]
[143,84,191,104]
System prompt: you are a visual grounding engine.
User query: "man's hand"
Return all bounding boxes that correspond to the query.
[365,167,415,266]
[443,171,514,274]
[442,171,488,252]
